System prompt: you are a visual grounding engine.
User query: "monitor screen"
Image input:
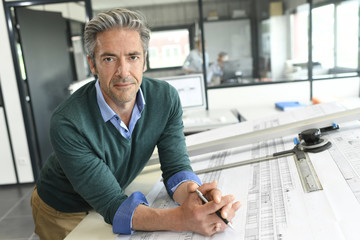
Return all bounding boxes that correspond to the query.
[158,74,206,111]
[222,60,243,81]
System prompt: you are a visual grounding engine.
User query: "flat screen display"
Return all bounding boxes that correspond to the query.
[159,74,206,110]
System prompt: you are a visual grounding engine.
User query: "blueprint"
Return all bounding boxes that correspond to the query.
[117,103,360,240]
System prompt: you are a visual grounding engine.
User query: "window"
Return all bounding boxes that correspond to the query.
[148,28,190,69]
[312,4,335,69]
[311,0,359,75]
[290,4,309,63]
[336,0,358,69]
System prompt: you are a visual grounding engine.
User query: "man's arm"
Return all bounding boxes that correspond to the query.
[132,83,241,235]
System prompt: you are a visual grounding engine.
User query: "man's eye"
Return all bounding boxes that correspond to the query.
[130,56,139,61]
[104,57,113,62]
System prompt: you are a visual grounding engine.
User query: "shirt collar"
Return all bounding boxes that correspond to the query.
[95,80,145,123]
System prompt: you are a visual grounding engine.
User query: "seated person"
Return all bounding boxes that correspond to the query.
[207,52,229,85]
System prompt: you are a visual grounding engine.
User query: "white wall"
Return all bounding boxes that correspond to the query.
[313,77,360,101]
[0,108,17,184]
[208,81,310,108]
[208,78,359,120]
[0,1,34,183]
[204,19,252,63]
[208,81,310,120]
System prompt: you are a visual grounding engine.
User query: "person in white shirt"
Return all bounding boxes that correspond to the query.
[183,38,209,74]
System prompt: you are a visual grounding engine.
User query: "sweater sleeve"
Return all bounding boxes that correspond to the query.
[156,86,196,196]
[50,113,126,225]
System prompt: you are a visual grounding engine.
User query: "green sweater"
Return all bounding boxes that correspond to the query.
[36,77,193,224]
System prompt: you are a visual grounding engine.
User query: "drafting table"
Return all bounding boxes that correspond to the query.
[66,101,360,240]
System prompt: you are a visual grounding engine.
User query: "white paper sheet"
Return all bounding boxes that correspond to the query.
[117,103,360,240]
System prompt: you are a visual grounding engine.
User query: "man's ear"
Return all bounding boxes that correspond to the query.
[87,55,97,75]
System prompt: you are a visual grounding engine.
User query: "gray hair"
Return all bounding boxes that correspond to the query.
[84,8,151,64]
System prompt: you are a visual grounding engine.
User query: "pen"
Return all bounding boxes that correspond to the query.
[195,189,235,230]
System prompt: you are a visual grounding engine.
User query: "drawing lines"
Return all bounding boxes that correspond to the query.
[244,122,294,240]
[327,125,360,203]
[201,151,228,184]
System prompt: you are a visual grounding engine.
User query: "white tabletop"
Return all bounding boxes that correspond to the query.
[65,99,360,240]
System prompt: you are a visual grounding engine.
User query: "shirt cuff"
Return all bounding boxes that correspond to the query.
[165,171,202,197]
[113,191,149,234]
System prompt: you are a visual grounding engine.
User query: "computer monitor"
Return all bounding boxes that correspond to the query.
[158,74,207,111]
[221,60,242,82]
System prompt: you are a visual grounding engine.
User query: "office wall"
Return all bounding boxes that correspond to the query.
[208,78,360,112]
[204,19,252,63]
[0,1,34,183]
[0,107,17,184]
[208,81,311,110]
[313,77,360,100]
[0,1,90,185]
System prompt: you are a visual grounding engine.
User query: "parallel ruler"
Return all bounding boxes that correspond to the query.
[186,107,360,157]
[147,107,360,166]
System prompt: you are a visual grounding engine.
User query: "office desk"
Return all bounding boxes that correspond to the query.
[66,102,360,240]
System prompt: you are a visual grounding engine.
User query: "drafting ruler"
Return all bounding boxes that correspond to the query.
[294,149,323,193]
[193,142,324,193]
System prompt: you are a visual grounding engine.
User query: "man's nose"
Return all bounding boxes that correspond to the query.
[115,61,129,77]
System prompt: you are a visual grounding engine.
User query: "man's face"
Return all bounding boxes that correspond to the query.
[219,55,229,67]
[88,28,146,107]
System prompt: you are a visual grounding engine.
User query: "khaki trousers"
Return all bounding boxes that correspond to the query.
[31,187,87,240]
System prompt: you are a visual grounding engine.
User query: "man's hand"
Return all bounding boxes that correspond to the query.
[175,181,241,236]
[132,181,241,236]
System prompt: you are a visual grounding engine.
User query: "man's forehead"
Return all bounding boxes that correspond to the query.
[94,29,144,54]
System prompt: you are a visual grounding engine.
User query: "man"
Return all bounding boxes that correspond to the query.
[207,51,229,84]
[31,8,241,239]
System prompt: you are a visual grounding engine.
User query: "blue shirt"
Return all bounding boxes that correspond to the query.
[95,80,201,234]
[95,81,145,139]
[207,62,223,83]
